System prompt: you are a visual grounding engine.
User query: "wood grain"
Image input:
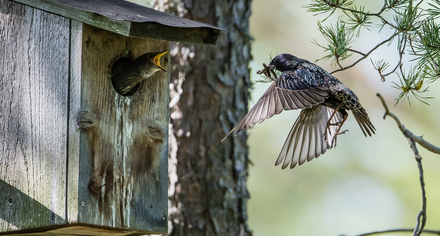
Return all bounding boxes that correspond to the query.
[68,24,169,233]
[66,20,83,224]
[0,0,69,231]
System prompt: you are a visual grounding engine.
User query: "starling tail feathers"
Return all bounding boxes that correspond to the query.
[352,107,376,137]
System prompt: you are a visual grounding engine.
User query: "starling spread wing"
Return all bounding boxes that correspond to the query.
[275,105,344,169]
[231,70,330,135]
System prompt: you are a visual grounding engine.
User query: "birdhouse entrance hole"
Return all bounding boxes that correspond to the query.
[111,57,141,96]
[110,50,139,96]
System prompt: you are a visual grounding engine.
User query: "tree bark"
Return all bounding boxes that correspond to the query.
[154,0,253,235]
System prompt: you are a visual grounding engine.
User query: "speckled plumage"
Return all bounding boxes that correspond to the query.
[225,53,375,169]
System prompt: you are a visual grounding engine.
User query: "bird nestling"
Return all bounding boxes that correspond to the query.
[111,50,168,95]
[223,53,375,169]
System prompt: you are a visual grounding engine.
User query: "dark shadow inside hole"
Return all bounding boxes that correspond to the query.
[111,57,139,96]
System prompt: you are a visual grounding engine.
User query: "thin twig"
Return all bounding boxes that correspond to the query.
[336,56,344,69]
[330,32,398,74]
[398,35,408,79]
[328,1,394,27]
[376,94,440,154]
[408,34,420,56]
[347,48,366,57]
[415,0,425,9]
[382,34,406,78]
[339,228,440,236]
[407,135,427,236]
[376,93,431,236]
[382,60,401,77]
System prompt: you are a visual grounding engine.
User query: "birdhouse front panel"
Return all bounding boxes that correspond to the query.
[69,23,169,233]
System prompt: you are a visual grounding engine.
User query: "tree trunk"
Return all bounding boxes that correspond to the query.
[154,0,253,235]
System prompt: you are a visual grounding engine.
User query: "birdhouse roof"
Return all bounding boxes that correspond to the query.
[13,0,222,45]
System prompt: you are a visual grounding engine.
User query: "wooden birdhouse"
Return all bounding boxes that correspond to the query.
[0,0,220,234]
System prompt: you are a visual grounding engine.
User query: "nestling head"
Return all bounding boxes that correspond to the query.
[269,53,301,72]
[135,50,169,76]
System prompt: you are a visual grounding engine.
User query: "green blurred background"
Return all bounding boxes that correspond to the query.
[248,0,440,235]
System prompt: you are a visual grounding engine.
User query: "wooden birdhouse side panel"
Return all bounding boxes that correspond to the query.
[67,23,169,233]
[0,0,69,231]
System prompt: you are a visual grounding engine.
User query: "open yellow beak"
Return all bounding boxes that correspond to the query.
[153,51,169,72]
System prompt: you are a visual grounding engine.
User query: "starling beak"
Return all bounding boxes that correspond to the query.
[152,51,168,72]
[223,53,375,169]
[111,50,169,95]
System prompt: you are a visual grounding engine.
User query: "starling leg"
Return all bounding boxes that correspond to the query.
[331,116,348,147]
[324,107,340,141]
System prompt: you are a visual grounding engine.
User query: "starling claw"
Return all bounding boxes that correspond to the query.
[331,130,349,147]
[325,122,343,138]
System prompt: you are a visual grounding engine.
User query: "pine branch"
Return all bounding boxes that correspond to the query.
[328,1,394,27]
[307,0,440,105]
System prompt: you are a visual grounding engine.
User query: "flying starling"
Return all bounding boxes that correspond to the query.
[224,53,375,169]
[111,50,168,95]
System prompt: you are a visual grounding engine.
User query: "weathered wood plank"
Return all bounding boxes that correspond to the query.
[125,36,169,232]
[69,24,169,233]
[66,20,83,224]
[0,0,69,231]
[12,0,220,45]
